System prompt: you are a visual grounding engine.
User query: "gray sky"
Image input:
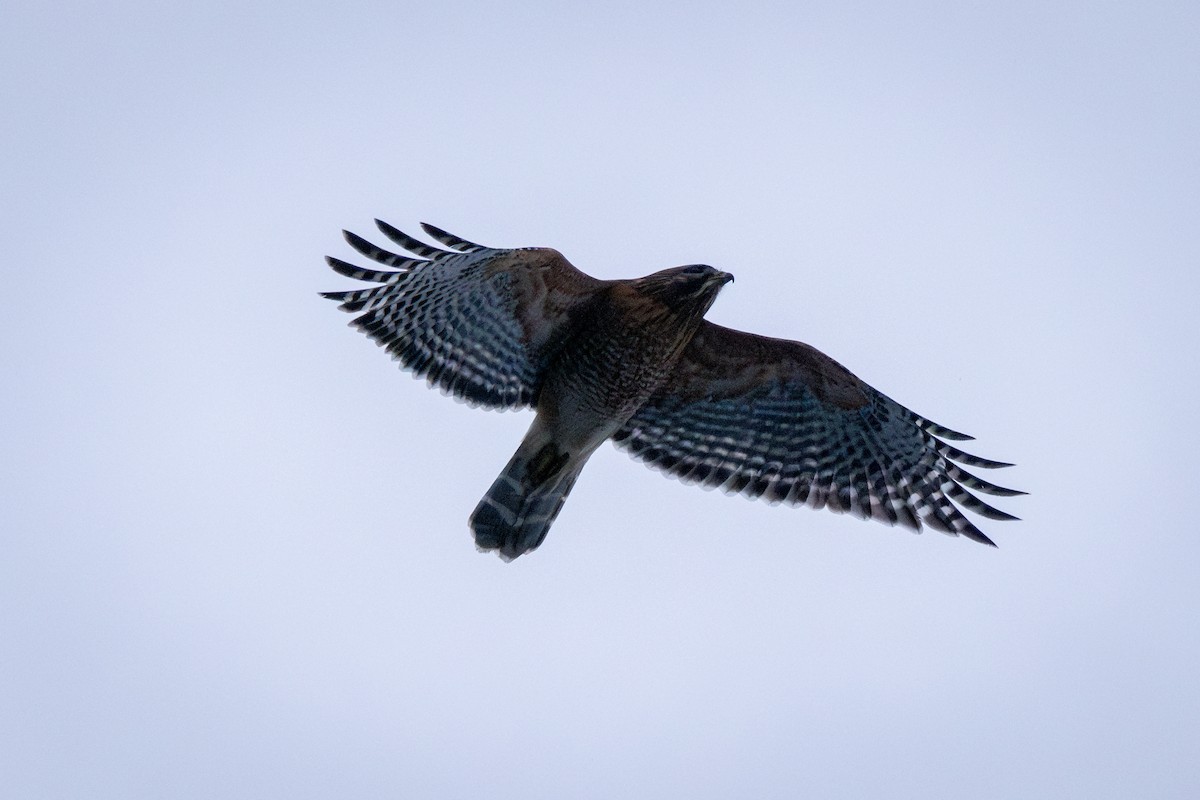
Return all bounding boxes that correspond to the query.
[4,2,1198,797]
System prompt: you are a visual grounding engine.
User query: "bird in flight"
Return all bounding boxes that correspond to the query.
[323,221,1021,560]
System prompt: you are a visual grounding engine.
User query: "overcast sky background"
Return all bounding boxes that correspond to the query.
[3,2,1198,798]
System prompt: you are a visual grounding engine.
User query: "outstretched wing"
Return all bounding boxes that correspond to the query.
[323,221,607,409]
[612,322,1023,544]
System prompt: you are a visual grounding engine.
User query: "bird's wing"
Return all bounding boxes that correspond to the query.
[323,221,607,409]
[613,321,1022,544]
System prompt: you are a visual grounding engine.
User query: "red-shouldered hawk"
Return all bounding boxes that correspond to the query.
[323,221,1022,560]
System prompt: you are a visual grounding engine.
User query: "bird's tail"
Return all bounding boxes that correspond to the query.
[470,439,583,561]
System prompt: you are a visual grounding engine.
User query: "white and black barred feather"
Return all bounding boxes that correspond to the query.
[613,323,1022,545]
[322,224,533,407]
[322,220,604,409]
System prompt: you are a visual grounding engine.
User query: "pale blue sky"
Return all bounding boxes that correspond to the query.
[3,2,1198,798]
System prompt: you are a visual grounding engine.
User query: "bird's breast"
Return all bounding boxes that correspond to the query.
[540,302,697,428]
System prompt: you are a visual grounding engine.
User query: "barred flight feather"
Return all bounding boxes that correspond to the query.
[420,222,488,253]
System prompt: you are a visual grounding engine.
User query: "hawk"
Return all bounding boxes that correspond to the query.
[323,220,1022,560]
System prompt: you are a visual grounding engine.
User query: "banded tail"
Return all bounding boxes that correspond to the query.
[470,438,584,561]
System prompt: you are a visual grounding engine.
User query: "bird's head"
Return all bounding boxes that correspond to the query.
[634,264,735,317]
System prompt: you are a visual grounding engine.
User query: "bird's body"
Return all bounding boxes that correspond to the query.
[323,221,1021,559]
[470,270,732,558]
